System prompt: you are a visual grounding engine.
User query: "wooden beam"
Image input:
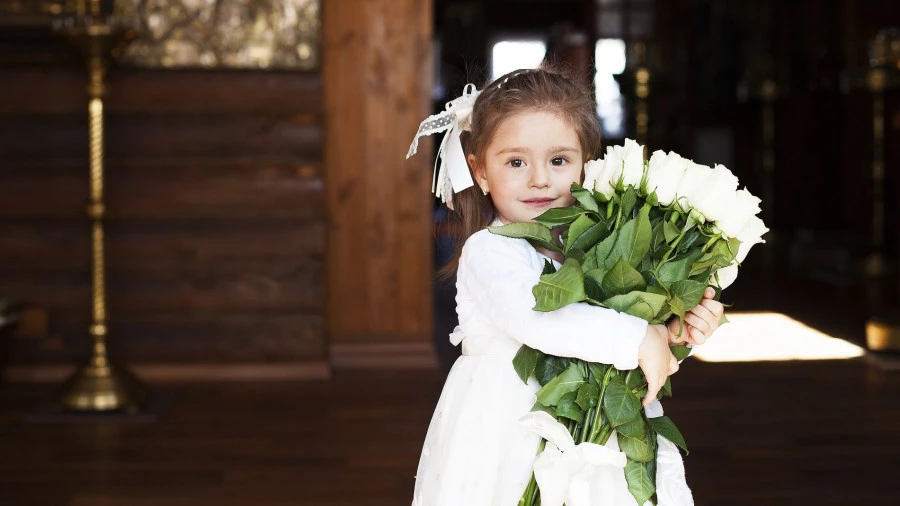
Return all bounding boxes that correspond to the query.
[322,0,434,350]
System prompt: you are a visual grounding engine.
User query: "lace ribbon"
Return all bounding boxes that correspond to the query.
[406,84,480,209]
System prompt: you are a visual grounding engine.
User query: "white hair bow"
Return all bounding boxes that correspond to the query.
[406,84,480,209]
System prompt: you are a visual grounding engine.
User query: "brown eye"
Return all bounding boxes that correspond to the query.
[508,158,524,168]
[551,156,567,166]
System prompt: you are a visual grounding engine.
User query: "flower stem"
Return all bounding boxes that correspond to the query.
[660,228,688,264]
[589,367,615,441]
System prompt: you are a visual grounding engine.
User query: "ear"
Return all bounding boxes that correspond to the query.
[468,154,488,193]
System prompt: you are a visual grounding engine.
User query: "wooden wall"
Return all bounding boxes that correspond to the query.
[0,68,329,375]
[323,0,436,368]
[0,0,439,378]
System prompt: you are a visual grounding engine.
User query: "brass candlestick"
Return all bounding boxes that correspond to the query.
[54,0,147,412]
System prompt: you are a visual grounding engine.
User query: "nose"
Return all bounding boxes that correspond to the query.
[529,164,550,189]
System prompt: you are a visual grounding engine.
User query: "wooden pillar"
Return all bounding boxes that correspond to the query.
[323,0,436,368]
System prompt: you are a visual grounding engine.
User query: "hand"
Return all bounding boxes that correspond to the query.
[638,325,679,406]
[667,287,725,346]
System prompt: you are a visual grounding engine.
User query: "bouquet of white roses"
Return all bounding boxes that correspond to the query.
[489,139,767,506]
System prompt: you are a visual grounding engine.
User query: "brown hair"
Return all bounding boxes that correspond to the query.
[437,65,602,280]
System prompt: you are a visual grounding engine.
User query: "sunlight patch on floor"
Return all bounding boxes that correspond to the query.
[690,312,866,362]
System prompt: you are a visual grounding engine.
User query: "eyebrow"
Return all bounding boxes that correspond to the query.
[495,146,581,155]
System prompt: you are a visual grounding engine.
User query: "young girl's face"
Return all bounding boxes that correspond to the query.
[470,110,583,224]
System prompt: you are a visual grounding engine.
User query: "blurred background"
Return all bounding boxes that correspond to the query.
[0,0,898,505]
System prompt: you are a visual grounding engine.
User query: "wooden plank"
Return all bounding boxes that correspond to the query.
[3,362,331,382]
[0,220,325,271]
[0,69,322,115]
[0,259,324,311]
[4,355,900,504]
[0,113,322,159]
[7,310,326,364]
[0,162,324,219]
[323,0,434,342]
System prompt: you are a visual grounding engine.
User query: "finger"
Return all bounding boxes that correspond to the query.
[689,326,706,345]
[644,380,661,405]
[684,312,710,335]
[668,354,680,374]
[704,287,716,299]
[667,318,686,340]
[688,303,717,329]
[699,298,725,318]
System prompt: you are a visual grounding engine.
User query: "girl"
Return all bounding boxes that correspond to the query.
[407,68,724,506]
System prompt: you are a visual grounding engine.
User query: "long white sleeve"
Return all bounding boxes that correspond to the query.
[456,229,648,370]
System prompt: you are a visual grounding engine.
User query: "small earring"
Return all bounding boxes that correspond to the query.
[481,186,489,195]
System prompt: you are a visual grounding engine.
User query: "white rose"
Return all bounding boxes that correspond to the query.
[645,150,688,206]
[690,164,739,222]
[711,262,739,290]
[672,161,708,214]
[619,138,645,189]
[583,159,618,199]
[735,216,768,262]
[600,144,624,189]
[709,215,768,290]
[715,188,762,238]
[599,139,645,192]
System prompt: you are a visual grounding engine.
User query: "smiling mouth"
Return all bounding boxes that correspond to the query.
[522,198,557,206]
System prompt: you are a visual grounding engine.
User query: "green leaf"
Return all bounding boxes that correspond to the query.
[541,259,556,275]
[584,270,606,301]
[645,190,659,207]
[575,382,600,411]
[650,220,667,253]
[668,294,686,320]
[587,363,609,386]
[602,259,647,297]
[670,345,692,362]
[618,428,657,462]
[536,362,585,406]
[568,221,612,255]
[620,186,638,218]
[610,205,652,268]
[567,248,586,264]
[488,222,561,252]
[533,258,586,311]
[648,416,689,455]
[657,249,704,285]
[593,229,620,270]
[535,356,569,386]
[625,369,645,391]
[690,238,740,276]
[534,207,585,228]
[602,376,641,427]
[663,221,680,243]
[565,214,598,252]
[512,345,543,384]
[616,413,648,439]
[646,284,668,296]
[602,291,668,321]
[582,245,599,271]
[659,377,672,398]
[530,401,557,417]
[556,391,584,423]
[669,279,707,312]
[625,457,657,506]
[570,183,600,213]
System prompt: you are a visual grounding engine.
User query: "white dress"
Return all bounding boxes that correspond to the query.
[412,228,695,506]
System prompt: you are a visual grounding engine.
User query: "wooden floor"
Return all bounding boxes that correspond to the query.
[3,238,900,505]
[1,355,899,506]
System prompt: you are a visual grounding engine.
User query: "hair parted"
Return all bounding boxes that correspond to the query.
[438,65,602,280]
